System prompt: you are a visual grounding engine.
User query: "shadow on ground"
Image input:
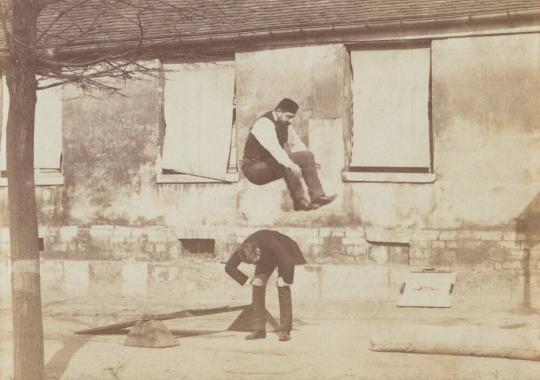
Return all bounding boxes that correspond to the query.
[45,335,91,380]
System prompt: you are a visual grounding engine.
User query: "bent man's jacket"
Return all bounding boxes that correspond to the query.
[225,229,307,285]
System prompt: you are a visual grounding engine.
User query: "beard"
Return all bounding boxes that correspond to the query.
[245,249,261,264]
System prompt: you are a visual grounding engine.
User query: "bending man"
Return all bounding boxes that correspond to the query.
[242,98,337,211]
[225,229,307,341]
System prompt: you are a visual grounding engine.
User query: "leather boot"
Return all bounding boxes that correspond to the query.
[278,330,290,341]
[312,194,337,207]
[245,285,266,340]
[293,198,319,211]
[245,330,266,340]
[278,285,292,340]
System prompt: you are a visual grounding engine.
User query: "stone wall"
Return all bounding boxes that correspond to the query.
[1,225,537,308]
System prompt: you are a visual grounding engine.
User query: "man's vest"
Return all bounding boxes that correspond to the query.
[243,111,289,161]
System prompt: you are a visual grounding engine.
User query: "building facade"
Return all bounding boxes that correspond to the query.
[1,1,539,308]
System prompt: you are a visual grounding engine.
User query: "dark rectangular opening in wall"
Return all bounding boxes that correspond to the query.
[368,241,410,248]
[38,237,44,252]
[368,241,410,265]
[179,239,215,255]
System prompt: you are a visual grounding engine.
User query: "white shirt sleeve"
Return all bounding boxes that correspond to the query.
[287,125,307,152]
[251,118,295,167]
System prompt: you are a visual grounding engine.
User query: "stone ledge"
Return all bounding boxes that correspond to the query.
[342,171,436,183]
[0,173,64,187]
[156,172,239,184]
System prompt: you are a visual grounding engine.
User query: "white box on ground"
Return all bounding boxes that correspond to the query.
[398,270,456,308]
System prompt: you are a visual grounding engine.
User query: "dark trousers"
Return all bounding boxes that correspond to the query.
[251,273,293,332]
[242,151,324,203]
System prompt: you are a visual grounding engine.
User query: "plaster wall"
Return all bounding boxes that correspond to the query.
[0,34,539,276]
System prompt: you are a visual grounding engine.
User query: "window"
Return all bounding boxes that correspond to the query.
[0,75,64,186]
[157,60,238,183]
[343,44,435,183]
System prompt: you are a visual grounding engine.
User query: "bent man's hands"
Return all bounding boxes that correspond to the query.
[287,163,302,178]
[277,277,291,287]
[249,277,265,287]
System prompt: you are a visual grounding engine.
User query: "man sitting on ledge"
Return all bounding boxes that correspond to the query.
[241,98,337,211]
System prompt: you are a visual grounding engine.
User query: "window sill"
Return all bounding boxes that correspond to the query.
[157,172,240,184]
[342,171,436,183]
[0,173,65,187]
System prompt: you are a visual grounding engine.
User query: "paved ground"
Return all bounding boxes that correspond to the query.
[2,297,540,380]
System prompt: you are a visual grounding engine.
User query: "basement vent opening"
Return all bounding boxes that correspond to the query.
[179,239,215,255]
[368,241,410,248]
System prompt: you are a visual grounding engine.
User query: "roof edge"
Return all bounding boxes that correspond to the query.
[2,7,540,60]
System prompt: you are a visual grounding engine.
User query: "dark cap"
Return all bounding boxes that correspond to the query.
[275,98,299,114]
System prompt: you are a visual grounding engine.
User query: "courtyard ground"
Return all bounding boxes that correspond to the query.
[2,296,540,380]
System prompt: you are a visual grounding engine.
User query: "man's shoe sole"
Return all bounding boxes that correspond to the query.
[278,332,291,341]
[312,195,337,207]
[245,333,266,340]
[293,203,320,211]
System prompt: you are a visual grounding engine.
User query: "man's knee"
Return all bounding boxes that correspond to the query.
[291,150,315,166]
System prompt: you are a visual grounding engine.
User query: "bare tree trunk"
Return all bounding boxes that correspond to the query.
[6,1,44,379]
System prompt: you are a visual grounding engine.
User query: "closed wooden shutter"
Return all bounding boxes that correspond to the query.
[162,62,235,181]
[350,47,431,170]
[1,77,63,172]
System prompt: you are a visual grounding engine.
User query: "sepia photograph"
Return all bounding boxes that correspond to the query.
[0,0,540,379]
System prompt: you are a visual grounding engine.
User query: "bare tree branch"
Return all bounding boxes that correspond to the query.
[38,0,66,10]
[8,1,214,94]
[36,56,161,95]
[33,0,151,94]
[36,0,91,43]
[44,7,105,47]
